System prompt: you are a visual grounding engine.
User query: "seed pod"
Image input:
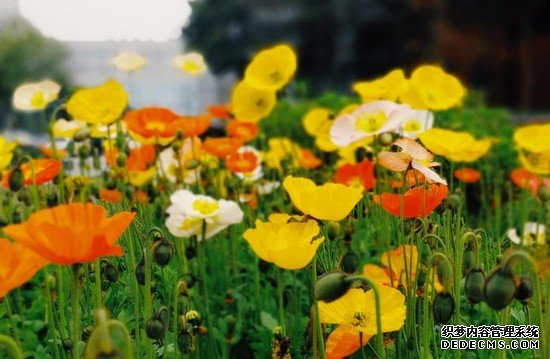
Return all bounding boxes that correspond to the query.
[432,292,455,324]
[177,331,193,354]
[378,132,394,146]
[145,317,165,340]
[461,249,476,276]
[116,152,127,167]
[152,240,175,266]
[73,127,91,142]
[342,251,359,274]
[484,266,517,311]
[9,168,24,192]
[515,276,533,304]
[464,269,486,304]
[314,272,351,303]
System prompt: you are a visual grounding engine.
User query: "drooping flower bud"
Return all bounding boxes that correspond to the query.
[73,127,91,142]
[152,239,175,267]
[314,272,351,303]
[484,266,517,311]
[432,292,455,324]
[515,276,533,305]
[342,251,359,274]
[464,269,486,304]
[9,168,24,192]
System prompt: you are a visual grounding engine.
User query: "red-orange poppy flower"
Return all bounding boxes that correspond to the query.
[178,114,211,137]
[226,151,259,173]
[510,168,541,195]
[208,104,232,120]
[298,148,322,169]
[124,107,181,142]
[454,167,481,183]
[202,137,243,158]
[100,188,123,203]
[40,146,67,160]
[105,144,156,171]
[334,160,376,190]
[227,120,259,142]
[325,325,369,359]
[3,203,136,265]
[2,158,61,187]
[0,238,49,298]
[133,190,148,204]
[374,183,448,218]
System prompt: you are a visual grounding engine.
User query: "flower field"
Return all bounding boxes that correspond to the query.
[0,44,549,359]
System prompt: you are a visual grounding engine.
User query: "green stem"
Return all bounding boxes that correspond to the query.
[0,335,23,359]
[311,257,326,359]
[71,265,81,359]
[276,268,286,334]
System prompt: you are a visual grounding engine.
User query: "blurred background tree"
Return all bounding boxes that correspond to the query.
[0,18,69,130]
[184,0,550,110]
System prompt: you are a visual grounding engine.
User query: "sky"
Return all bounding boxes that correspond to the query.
[18,0,192,42]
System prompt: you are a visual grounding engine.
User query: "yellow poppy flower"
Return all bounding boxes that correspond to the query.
[243,213,324,270]
[336,137,373,165]
[12,80,61,112]
[112,52,146,72]
[283,176,363,221]
[353,69,406,103]
[67,80,128,126]
[174,52,208,75]
[52,119,87,138]
[303,108,332,136]
[0,136,17,171]
[400,65,465,110]
[518,150,550,175]
[419,128,492,162]
[513,123,550,154]
[129,167,156,186]
[231,80,276,122]
[318,285,406,335]
[315,128,339,152]
[337,104,360,116]
[244,44,297,91]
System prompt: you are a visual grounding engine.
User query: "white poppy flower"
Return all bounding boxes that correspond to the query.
[254,180,281,195]
[174,52,207,75]
[165,189,244,240]
[395,109,434,139]
[507,222,546,246]
[13,80,61,111]
[112,52,146,72]
[53,119,87,138]
[330,100,409,147]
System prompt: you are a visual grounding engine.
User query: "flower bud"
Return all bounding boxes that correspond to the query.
[461,249,475,276]
[314,272,351,303]
[484,266,517,311]
[9,168,24,192]
[101,260,119,283]
[538,185,550,202]
[446,193,462,210]
[464,269,485,304]
[135,255,146,286]
[62,338,73,350]
[17,188,33,206]
[146,317,165,340]
[115,133,126,149]
[515,276,533,304]
[342,251,359,274]
[78,145,91,159]
[73,127,91,142]
[177,331,193,354]
[152,240,175,267]
[378,132,394,146]
[116,153,127,167]
[46,192,59,207]
[432,292,455,324]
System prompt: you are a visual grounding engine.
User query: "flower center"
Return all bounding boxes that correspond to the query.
[193,199,220,215]
[31,91,47,108]
[355,111,387,133]
[269,70,281,82]
[403,119,422,133]
[182,61,201,73]
[347,311,370,328]
[180,216,202,230]
[145,121,167,131]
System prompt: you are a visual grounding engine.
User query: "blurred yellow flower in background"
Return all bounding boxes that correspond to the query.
[243,213,324,270]
[174,52,207,75]
[303,108,332,136]
[231,80,276,122]
[519,150,550,175]
[67,80,128,125]
[353,69,406,103]
[513,124,550,175]
[0,136,17,171]
[318,285,406,335]
[13,80,61,111]
[283,176,363,221]
[244,44,297,91]
[52,119,87,138]
[400,65,465,110]
[112,52,146,72]
[419,128,492,162]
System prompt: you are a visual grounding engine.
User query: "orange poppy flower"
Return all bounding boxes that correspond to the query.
[124,107,181,142]
[334,160,376,190]
[100,188,124,203]
[374,183,448,218]
[208,104,232,120]
[40,146,67,160]
[3,203,136,265]
[510,168,541,195]
[298,148,322,169]
[0,238,49,298]
[202,137,243,159]
[227,120,259,142]
[105,144,156,171]
[226,151,259,173]
[178,114,211,137]
[454,167,481,183]
[325,325,369,359]
[133,190,148,204]
[2,158,61,187]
